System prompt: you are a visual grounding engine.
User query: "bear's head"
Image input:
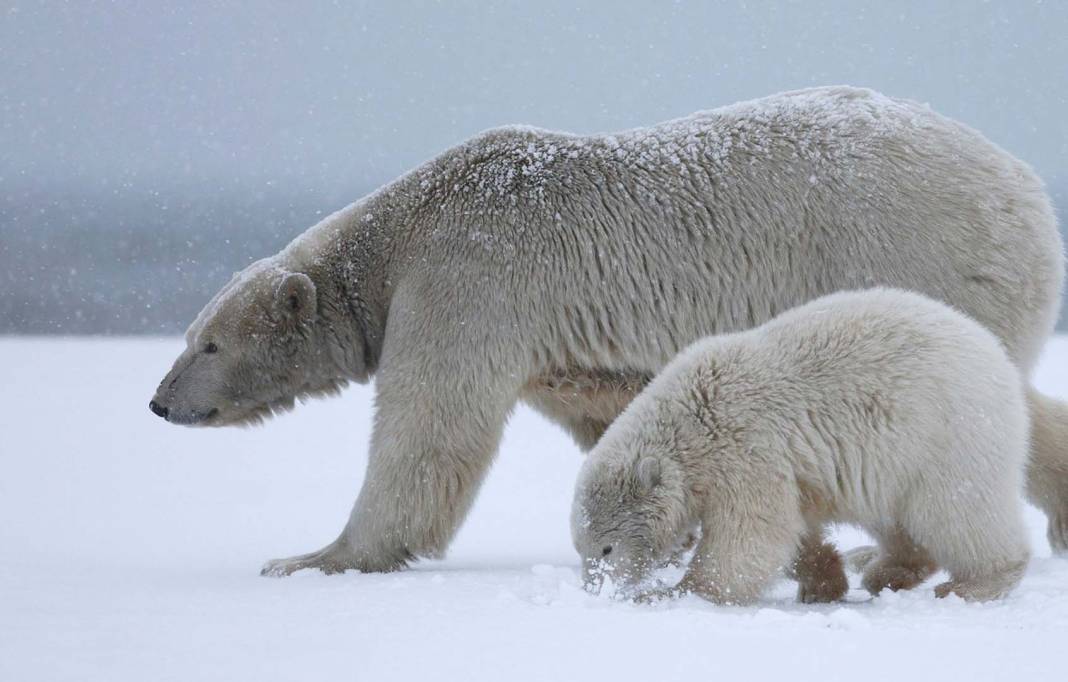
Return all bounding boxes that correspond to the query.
[571,449,690,595]
[149,258,364,427]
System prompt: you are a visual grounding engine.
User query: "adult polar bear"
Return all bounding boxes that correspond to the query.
[150,86,1068,575]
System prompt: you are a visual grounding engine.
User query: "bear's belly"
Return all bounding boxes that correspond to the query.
[524,367,649,421]
[521,367,651,450]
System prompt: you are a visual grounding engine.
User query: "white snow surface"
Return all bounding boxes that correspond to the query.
[3,336,1068,681]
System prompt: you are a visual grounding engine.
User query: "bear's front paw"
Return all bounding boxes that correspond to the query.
[260,545,357,577]
[260,540,407,577]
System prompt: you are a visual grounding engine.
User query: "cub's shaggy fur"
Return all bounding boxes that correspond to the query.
[572,289,1030,604]
[148,86,1066,577]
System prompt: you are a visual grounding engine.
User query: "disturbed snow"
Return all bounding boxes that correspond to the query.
[1,337,1066,682]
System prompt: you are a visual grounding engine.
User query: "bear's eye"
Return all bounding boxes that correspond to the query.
[204,342,219,354]
[602,545,613,557]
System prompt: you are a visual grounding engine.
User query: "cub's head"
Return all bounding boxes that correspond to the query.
[571,448,690,595]
[149,258,363,427]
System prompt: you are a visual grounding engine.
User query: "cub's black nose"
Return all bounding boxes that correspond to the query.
[149,400,169,419]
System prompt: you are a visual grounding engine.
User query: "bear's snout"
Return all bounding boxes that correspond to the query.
[148,400,169,420]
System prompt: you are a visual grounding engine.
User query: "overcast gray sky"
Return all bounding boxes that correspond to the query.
[3,1,1066,197]
[1,1,1067,333]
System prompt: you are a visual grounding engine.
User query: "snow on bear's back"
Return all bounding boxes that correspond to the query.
[412,85,949,214]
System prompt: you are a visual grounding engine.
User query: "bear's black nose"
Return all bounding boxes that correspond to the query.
[149,400,169,420]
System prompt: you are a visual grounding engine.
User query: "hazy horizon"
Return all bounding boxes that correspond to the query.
[2,1,1066,333]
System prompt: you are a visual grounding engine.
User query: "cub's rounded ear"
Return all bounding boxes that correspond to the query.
[276,272,317,321]
[636,456,661,491]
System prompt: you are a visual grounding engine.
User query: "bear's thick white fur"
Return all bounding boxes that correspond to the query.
[572,289,1030,604]
[151,86,1066,576]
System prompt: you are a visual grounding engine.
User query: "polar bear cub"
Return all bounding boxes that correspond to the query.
[571,288,1030,604]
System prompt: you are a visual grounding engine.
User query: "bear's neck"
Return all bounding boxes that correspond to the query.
[279,177,422,380]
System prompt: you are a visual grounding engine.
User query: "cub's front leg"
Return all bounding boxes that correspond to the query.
[673,474,805,605]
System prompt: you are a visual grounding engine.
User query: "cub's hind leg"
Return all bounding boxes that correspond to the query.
[901,439,1031,601]
[905,488,1029,602]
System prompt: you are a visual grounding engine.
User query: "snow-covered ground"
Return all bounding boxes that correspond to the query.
[2,337,1067,682]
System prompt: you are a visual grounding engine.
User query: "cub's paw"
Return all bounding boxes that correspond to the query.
[935,560,1026,602]
[934,579,1008,603]
[634,585,686,604]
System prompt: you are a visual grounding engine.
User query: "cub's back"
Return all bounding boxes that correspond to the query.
[708,288,1028,515]
[755,288,1018,391]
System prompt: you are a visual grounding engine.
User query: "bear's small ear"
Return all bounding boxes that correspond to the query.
[636,456,661,491]
[276,272,317,322]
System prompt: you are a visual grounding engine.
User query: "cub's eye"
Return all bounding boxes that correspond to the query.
[204,342,218,354]
[602,545,613,557]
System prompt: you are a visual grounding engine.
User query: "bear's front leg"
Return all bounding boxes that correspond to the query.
[262,294,522,576]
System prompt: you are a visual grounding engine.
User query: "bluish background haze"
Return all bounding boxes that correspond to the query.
[2,1,1066,333]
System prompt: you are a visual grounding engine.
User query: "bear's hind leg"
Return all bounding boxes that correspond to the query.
[860,527,937,596]
[1025,388,1068,554]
